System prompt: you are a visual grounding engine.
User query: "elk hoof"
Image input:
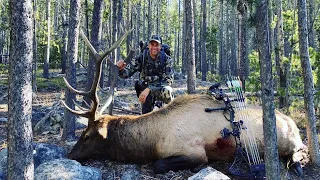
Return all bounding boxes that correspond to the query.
[292,161,303,176]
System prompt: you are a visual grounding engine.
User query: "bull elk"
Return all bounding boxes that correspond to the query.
[62,30,305,175]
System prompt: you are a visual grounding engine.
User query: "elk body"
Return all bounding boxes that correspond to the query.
[68,94,305,173]
[63,30,304,174]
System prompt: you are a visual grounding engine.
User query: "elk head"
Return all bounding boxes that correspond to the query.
[62,29,133,160]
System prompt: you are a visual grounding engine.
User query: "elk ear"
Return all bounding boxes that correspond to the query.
[98,127,108,139]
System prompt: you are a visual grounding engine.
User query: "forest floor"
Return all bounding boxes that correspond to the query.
[0,72,320,179]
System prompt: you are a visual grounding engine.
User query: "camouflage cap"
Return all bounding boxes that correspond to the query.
[149,35,162,44]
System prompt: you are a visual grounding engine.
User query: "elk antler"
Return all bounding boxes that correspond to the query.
[62,29,133,122]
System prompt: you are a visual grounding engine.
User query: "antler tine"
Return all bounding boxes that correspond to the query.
[79,30,101,61]
[73,99,90,112]
[61,100,91,118]
[63,29,133,122]
[100,29,134,61]
[63,77,88,96]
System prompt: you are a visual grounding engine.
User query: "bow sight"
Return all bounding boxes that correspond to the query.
[206,78,265,178]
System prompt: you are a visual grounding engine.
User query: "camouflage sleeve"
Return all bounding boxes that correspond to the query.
[161,55,174,86]
[119,55,142,79]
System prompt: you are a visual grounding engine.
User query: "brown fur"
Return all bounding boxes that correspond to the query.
[68,94,304,170]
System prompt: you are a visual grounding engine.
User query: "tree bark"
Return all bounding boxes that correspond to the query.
[308,0,316,48]
[219,0,226,76]
[181,4,187,75]
[297,0,320,165]
[237,0,249,91]
[60,0,68,74]
[143,0,146,40]
[43,0,51,78]
[201,0,207,81]
[62,0,81,141]
[147,0,152,39]
[177,0,181,71]
[33,0,38,92]
[8,0,34,178]
[108,0,119,115]
[256,0,281,178]
[276,0,289,109]
[231,3,237,77]
[85,0,103,105]
[156,0,159,34]
[185,0,196,94]
[193,0,199,76]
[84,0,90,37]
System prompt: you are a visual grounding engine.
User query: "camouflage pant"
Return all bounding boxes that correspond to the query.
[135,81,173,114]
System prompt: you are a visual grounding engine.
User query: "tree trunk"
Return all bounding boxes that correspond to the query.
[126,0,131,55]
[177,0,181,71]
[84,0,103,105]
[117,0,123,59]
[238,5,249,88]
[33,0,38,92]
[231,3,237,77]
[53,0,59,32]
[8,0,34,178]
[276,0,288,110]
[60,0,68,74]
[185,0,196,94]
[108,0,119,115]
[297,0,320,165]
[201,0,207,81]
[308,0,316,48]
[181,5,187,75]
[147,0,152,39]
[143,0,146,41]
[43,0,51,78]
[193,0,199,76]
[256,0,281,179]
[156,0,159,34]
[219,0,226,76]
[62,0,81,141]
[0,30,3,59]
[85,0,90,37]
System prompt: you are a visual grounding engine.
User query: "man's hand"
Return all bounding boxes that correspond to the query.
[116,60,127,71]
[139,88,151,103]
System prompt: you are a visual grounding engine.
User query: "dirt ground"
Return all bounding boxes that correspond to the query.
[0,83,320,179]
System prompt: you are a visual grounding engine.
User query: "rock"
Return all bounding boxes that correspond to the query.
[33,143,67,168]
[0,149,7,177]
[32,107,46,127]
[0,118,7,123]
[97,161,141,180]
[0,143,67,175]
[35,159,102,180]
[119,164,141,180]
[34,110,63,135]
[188,167,230,180]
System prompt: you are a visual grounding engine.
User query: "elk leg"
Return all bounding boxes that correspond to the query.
[142,94,155,114]
[292,161,303,176]
[153,155,207,173]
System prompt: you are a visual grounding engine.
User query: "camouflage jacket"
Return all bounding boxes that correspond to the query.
[119,51,174,91]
